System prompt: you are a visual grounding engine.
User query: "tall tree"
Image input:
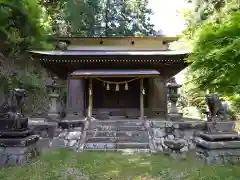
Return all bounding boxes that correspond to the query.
[64,0,155,36]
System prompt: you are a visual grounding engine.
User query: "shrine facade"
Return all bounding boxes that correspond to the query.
[30,36,188,120]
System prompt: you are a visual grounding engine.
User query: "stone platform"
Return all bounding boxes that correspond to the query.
[27,118,85,151]
[196,132,240,164]
[0,134,40,165]
[26,117,238,163]
[0,117,44,166]
[145,120,236,159]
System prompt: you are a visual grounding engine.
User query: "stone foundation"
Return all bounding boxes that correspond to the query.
[28,119,58,138]
[196,148,240,164]
[145,120,205,154]
[49,119,86,151]
[0,135,40,165]
[196,132,240,164]
[145,120,236,159]
[50,127,83,150]
[28,118,86,151]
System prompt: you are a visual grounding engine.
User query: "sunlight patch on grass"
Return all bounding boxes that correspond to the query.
[1,148,240,180]
[139,161,151,166]
[107,169,120,176]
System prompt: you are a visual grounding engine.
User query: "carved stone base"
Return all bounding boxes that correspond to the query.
[196,148,240,164]
[206,121,235,132]
[58,119,85,129]
[47,113,60,122]
[64,114,84,121]
[0,118,28,130]
[0,129,33,138]
[168,113,183,121]
[0,135,40,166]
[196,132,240,164]
[0,134,39,147]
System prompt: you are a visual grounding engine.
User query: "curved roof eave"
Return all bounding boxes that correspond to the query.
[29,49,189,56]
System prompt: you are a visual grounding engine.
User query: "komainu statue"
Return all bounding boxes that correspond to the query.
[205,94,228,122]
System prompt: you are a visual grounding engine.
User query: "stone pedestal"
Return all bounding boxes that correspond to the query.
[0,137,39,165]
[168,113,183,122]
[48,93,60,120]
[196,131,240,164]
[0,117,40,166]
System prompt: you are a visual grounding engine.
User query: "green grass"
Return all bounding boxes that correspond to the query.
[0,148,240,180]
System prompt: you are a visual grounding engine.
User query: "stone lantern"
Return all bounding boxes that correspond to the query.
[166,77,182,121]
[46,76,63,121]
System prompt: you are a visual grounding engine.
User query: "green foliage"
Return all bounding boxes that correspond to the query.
[176,0,240,118]
[64,0,155,36]
[187,10,240,95]
[0,0,53,112]
[0,0,51,54]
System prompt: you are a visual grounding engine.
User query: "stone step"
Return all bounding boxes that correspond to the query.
[86,130,117,137]
[84,143,116,149]
[86,137,116,143]
[196,138,240,150]
[84,148,150,152]
[86,130,146,137]
[117,125,145,131]
[84,142,149,149]
[89,124,117,131]
[109,116,126,120]
[91,120,144,126]
[199,132,240,141]
[116,142,149,149]
[86,134,149,143]
[117,135,149,143]
[88,125,145,131]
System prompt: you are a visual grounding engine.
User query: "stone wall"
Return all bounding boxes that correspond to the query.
[50,127,83,150]
[27,118,91,153]
[145,120,236,157]
[0,144,39,165]
[145,120,206,155]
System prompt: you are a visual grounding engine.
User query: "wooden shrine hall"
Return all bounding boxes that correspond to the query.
[30,36,188,120]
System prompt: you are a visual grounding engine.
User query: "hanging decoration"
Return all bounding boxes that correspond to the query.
[106,83,110,90]
[142,88,145,95]
[89,88,92,96]
[93,77,140,91]
[115,84,119,91]
[124,83,128,90]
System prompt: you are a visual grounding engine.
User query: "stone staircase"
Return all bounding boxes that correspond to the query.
[84,118,150,151]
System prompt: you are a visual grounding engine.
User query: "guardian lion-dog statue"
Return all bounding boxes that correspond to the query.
[205,94,228,123]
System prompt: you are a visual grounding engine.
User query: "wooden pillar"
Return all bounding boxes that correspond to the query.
[140,78,144,119]
[147,77,167,118]
[88,78,93,117]
[66,78,84,117]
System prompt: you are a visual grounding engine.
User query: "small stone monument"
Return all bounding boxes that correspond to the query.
[0,86,40,165]
[46,76,63,121]
[166,77,182,121]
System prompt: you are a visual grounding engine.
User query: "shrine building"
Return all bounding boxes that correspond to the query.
[29,36,188,120]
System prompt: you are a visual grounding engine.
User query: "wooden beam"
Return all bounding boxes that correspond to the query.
[140,78,144,120]
[88,78,93,117]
